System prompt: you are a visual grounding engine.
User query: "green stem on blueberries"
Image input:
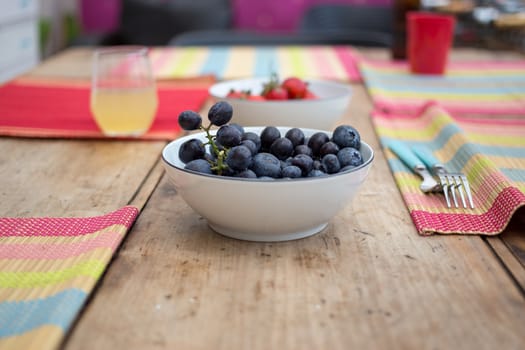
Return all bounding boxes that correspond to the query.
[200,121,228,175]
[200,122,218,155]
[211,150,226,175]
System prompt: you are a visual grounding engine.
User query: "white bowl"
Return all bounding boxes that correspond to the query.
[209,78,352,130]
[162,127,374,242]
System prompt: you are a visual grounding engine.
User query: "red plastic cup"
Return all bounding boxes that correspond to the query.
[407,12,456,75]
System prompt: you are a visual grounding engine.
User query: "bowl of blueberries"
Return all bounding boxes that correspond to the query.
[208,75,352,130]
[162,101,374,242]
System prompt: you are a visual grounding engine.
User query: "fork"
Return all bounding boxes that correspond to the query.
[412,146,475,209]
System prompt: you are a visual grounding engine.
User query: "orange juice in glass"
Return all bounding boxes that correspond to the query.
[90,46,158,136]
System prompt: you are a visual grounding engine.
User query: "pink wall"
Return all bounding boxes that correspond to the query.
[232,0,393,32]
[79,0,122,34]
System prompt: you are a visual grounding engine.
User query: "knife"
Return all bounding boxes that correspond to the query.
[386,140,440,193]
[411,145,446,175]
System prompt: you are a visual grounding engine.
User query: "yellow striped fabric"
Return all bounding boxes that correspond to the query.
[372,103,525,235]
[0,206,139,350]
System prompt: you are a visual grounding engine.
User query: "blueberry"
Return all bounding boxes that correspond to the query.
[178,110,202,130]
[319,141,340,157]
[233,169,256,178]
[208,101,233,126]
[308,132,330,157]
[291,154,314,176]
[178,138,205,164]
[332,125,361,149]
[260,126,281,151]
[259,176,276,181]
[184,159,212,174]
[294,144,313,157]
[241,139,258,155]
[226,145,252,171]
[230,123,244,135]
[321,154,341,174]
[337,147,363,167]
[204,152,215,162]
[206,143,225,160]
[285,128,305,147]
[282,165,302,178]
[251,153,281,178]
[283,156,294,167]
[242,132,262,152]
[216,125,242,147]
[270,137,294,160]
[308,169,327,177]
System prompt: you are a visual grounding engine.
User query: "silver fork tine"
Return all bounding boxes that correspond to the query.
[460,174,475,209]
[448,175,459,208]
[438,174,452,208]
[452,174,467,209]
[411,145,474,209]
[444,173,475,209]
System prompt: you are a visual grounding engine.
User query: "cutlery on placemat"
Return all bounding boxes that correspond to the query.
[412,146,474,209]
[387,140,440,193]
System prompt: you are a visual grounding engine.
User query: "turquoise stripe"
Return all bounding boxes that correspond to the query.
[469,144,525,159]
[383,135,525,181]
[367,80,525,94]
[380,123,463,151]
[501,168,525,182]
[410,137,525,160]
[199,47,230,78]
[374,84,525,94]
[253,47,277,78]
[388,152,525,184]
[0,289,86,338]
[362,69,525,82]
[420,142,525,167]
[432,124,463,146]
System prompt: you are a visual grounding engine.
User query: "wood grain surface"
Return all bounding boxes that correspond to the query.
[1,47,524,350]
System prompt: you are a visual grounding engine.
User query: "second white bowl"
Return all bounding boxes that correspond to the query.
[209,78,352,130]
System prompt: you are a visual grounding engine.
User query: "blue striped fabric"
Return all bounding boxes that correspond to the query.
[0,289,86,337]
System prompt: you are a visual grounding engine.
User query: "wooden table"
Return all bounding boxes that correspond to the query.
[2,47,525,350]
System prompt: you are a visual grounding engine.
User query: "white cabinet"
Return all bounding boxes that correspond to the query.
[0,0,39,83]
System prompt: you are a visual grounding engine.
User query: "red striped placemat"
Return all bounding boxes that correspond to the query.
[0,77,213,140]
[0,206,138,350]
[373,102,525,235]
[360,59,525,116]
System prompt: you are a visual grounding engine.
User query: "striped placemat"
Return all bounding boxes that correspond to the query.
[360,59,525,116]
[0,206,139,350]
[373,102,525,235]
[0,77,212,140]
[149,45,362,82]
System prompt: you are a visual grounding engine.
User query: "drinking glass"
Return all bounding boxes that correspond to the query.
[407,12,456,75]
[90,46,158,136]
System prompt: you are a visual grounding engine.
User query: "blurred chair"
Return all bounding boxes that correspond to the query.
[170,29,390,46]
[298,4,393,47]
[169,4,393,47]
[73,0,232,46]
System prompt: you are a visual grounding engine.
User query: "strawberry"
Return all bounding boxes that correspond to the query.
[227,89,251,99]
[247,95,265,101]
[303,90,317,99]
[281,77,308,99]
[261,73,288,100]
[263,86,288,100]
